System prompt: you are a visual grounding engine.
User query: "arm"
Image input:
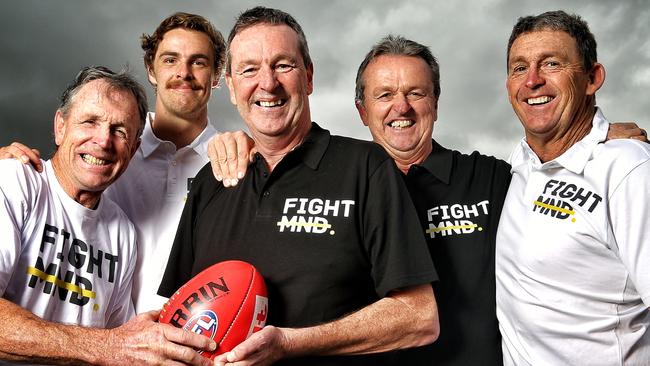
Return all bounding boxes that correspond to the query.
[0,299,215,365]
[215,284,438,366]
[207,131,256,187]
[0,142,43,172]
[607,122,648,142]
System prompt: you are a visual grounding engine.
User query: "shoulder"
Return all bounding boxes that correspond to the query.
[327,134,393,168]
[0,159,45,195]
[593,140,650,174]
[449,148,512,181]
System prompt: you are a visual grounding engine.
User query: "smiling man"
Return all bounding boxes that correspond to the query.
[496,10,650,365]
[0,66,215,366]
[159,7,439,366]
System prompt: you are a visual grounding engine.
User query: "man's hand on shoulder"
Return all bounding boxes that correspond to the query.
[0,142,43,172]
[607,122,648,143]
[207,131,256,187]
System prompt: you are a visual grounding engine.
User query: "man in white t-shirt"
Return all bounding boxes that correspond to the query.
[0,66,214,365]
[1,12,227,314]
[496,10,650,365]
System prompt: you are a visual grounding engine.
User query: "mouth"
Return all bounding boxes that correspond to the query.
[526,96,554,106]
[388,119,414,129]
[255,99,286,107]
[81,154,109,166]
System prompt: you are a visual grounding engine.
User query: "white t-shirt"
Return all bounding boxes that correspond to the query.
[105,112,217,313]
[496,108,650,365]
[0,160,136,328]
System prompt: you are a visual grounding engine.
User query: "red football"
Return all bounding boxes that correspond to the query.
[159,260,268,359]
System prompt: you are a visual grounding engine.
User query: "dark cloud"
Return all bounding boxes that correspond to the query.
[1,0,647,160]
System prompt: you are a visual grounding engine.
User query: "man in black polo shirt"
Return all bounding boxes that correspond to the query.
[158,7,439,366]
[353,35,509,366]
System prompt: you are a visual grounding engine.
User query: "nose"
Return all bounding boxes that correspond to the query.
[94,125,113,149]
[176,62,194,80]
[393,94,413,115]
[525,66,545,89]
[258,66,279,91]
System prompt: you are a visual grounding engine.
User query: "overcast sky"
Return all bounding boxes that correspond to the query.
[1,0,648,160]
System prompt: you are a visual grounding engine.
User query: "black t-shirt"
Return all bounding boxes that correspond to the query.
[399,140,511,366]
[159,123,437,366]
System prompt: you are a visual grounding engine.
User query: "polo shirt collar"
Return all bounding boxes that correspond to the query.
[418,139,453,184]
[510,107,608,174]
[140,112,217,158]
[292,122,330,170]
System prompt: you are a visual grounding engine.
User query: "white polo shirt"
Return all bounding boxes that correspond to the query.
[496,108,650,366]
[105,112,217,313]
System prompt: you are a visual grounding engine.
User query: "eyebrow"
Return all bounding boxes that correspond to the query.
[157,51,211,60]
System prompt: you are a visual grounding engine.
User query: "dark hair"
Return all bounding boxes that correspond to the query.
[226,6,311,74]
[355,35,440,105]
[507,10,597,71]
[141,12,226,76]
[59,66,148,136]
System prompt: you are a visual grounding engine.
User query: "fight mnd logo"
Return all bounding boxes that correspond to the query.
[425,200,490,238]
[532,179,602,221]
[26,223,120,312]
[276,197,355,235]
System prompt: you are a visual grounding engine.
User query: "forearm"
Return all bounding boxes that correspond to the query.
[282,283,438,357]
[0,298,106,365]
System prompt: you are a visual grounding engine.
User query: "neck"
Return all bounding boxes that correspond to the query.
[152,107,208,149]
[254,122,312,172]
[51,158,102,209]
[527,105,596,163]
[388,141,432,174]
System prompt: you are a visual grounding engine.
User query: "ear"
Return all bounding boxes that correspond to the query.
[305,63,314,95]
[54,110,66,146]
[225,73,237,105]
[586,63,605,96]
[355,101,369,127]
[146,65,158,87]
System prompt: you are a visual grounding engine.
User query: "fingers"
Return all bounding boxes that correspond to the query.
[207,131,254,187]
[0,142,43,172]
[162,323,217,353]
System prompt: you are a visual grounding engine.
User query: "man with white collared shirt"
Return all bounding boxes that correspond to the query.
[496,10,650,365]
[101,12,226,313]
[105,111,216,312]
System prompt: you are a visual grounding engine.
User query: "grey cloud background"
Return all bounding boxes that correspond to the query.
[1,0,648,160]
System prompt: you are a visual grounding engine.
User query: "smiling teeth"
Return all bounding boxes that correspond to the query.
[259,100,283,107]
[527,96,553,105]
[82,154,107,166]
[389,120,413,129]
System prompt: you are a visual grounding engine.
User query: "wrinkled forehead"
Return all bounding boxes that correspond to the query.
[230,23,302,61]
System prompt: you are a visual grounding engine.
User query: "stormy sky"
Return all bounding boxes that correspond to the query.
[1,0,648,160]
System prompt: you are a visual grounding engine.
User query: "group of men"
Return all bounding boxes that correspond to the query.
[1,6,648,366]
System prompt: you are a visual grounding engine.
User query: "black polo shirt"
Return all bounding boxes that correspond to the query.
[399,140,511,366]
[159,123,437,366]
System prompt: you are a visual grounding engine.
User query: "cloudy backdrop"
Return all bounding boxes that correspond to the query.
[1,0,648,160]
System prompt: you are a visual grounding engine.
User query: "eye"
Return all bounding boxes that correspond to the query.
[162,57,176,65]
[543,60,561,69]
[112,127,128,139]
[407,91,426,100]
[376,92,393,101]
[239,66,258,77]
[193,59,209,67]
[275,63,295,73]
[510,65,527,75]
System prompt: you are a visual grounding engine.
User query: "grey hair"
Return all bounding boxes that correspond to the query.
[355,35,440,105]
[507,10,597,71]
[226,6,312,74]
[59,66,148,137]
